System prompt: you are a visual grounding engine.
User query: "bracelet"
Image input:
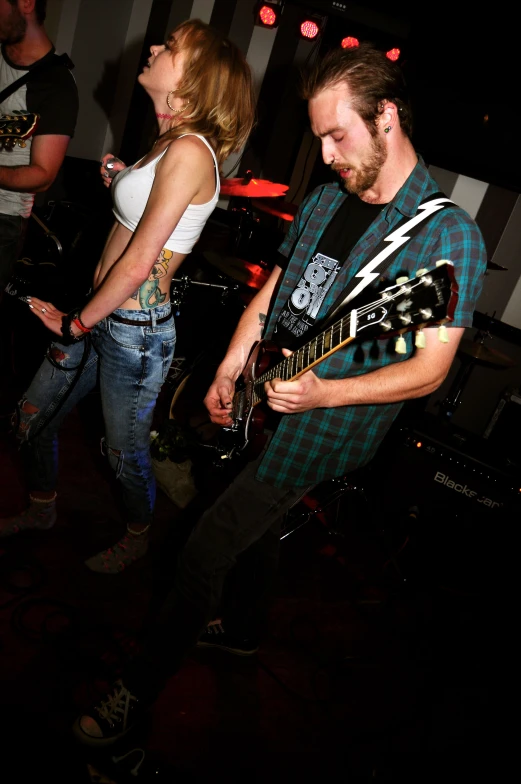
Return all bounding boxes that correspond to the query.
[73,315,91,333]
[60,312,86,345]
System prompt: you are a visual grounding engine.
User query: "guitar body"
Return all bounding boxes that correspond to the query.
[218,264,459,463]
[224,340,282,461]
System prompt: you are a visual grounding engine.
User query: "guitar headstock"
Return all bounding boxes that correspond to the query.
[354,262,459,342]
[0,112,39,151]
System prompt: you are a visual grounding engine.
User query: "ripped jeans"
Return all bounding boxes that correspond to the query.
[15,303,175,525]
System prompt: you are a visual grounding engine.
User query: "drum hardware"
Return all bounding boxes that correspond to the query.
[251,198,298,222]
[170,275,239,316]
[439,331,516,419]
[219,175,289,198]
[456,339,515,366]
[219,173,289,258]
[486,259,508,271]
[202,251,270,290]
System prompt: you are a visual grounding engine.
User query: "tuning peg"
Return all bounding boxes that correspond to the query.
[396,276,409,284]
[415,329,426,348]
[435,260,453,267]
[438,325,449,343]
[416,268,429,277]
[395,334,407,354]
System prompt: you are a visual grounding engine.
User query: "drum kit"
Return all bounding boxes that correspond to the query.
[165,172,296,443]
[440,259,517,418]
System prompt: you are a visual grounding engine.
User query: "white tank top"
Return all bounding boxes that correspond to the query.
[111,134,219,254]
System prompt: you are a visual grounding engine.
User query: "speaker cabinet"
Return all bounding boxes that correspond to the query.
[372,413,520,591]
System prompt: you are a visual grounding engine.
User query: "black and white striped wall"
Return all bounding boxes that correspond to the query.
[44,0,521,433]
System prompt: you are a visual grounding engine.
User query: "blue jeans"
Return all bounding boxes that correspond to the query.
[16,303,175,526]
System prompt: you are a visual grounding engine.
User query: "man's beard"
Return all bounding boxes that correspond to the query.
[0,9,27,45]
[333,133,387,195]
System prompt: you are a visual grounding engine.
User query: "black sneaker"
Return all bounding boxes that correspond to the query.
[72,680,144,747]
[196,621,259,656]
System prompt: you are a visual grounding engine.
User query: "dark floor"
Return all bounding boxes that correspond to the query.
[0,335,504,781]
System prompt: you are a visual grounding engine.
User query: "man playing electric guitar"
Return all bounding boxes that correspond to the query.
[67,44,488,743]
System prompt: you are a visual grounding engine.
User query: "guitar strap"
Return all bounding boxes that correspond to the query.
[0,52,74,105]
[320,191,455,331]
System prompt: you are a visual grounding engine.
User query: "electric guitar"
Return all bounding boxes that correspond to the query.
[0,112,39,150]
[218,262,459,461]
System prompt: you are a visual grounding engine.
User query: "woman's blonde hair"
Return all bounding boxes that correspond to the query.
[164,18,256,167]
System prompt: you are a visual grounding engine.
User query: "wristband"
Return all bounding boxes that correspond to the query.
[60,311,86,345]
[73,315,91,333]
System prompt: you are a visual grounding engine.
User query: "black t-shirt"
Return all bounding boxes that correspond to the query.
[273,195,384,349]
[0,45,79,217]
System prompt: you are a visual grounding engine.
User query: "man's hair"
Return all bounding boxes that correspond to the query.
[163,18,256,167]
[7,0,47,24]
[300,42,413,139]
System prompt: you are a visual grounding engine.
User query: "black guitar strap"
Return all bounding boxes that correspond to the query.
[0,52,74,105]
[320,191,454,331]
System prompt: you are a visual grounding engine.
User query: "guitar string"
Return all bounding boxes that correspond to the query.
[254,273,443,394]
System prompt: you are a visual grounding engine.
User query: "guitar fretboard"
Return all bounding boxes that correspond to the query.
[252,313,354,405]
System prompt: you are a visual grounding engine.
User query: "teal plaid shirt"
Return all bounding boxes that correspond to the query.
[255,157,487,488]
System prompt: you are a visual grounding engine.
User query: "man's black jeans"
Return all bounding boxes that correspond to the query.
[123,437,311,700]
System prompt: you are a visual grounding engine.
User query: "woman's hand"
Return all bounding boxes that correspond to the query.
[100,154,126,188]
[26,296,68,337]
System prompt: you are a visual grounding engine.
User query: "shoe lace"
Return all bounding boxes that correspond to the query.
[103,535,133,560]
[96,683,137,727]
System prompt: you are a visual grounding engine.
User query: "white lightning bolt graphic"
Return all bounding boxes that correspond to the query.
[345,198,453,304]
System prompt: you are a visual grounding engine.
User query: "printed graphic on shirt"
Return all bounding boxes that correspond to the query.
[275,252,341,342]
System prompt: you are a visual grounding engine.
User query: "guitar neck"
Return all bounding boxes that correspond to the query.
[252,316,354,405]
[249,264,457,407]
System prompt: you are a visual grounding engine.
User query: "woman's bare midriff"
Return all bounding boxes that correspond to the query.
[93,221,187,311]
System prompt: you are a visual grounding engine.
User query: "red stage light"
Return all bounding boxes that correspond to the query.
[260,5,276,26]
[386,48,401,62]
[341,36,359,49]
[300,19,320,39]
[254,2,282,29]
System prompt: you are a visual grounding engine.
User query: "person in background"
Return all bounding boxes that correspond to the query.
[70,42,487,746]
[0,0,78,406]
[0,18,256,575]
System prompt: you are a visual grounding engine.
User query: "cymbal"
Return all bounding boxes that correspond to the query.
[220,177,289,198]
[251,198,298,221]
[487,260,508,271]
[203,251,270,290]
[457,339,516,367]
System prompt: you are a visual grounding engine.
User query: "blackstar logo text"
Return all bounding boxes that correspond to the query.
[434,472,501,509]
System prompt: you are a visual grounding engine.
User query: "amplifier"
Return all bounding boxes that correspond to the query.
[382,416,521,522]
[373,413,520,589]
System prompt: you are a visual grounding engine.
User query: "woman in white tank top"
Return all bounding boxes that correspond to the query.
[5,20,256,575]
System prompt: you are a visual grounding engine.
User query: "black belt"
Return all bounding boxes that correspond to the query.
[110,311,172,326]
